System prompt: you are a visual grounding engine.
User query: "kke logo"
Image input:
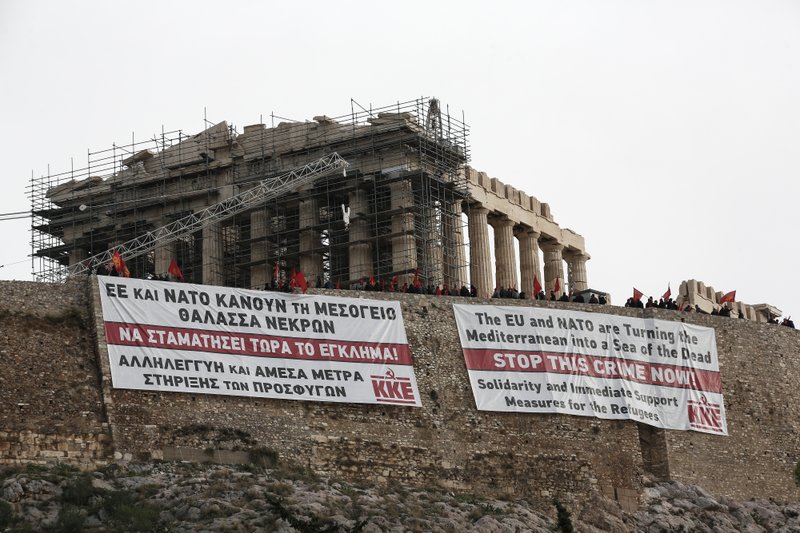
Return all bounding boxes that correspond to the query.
[370,368,416,405]
[687,395,724,433]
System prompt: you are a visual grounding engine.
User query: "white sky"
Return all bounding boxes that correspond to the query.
[1,1,798,316]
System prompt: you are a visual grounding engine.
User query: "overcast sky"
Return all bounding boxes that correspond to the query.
[1,1,798,316]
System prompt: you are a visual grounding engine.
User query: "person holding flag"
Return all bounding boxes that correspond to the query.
[296,270,308,293]
[111,250,130,278]
[553,276,561,298]
[719,290,736,304]
[533,274,543,299]
[168,259,184,282]
[627,287,644,308]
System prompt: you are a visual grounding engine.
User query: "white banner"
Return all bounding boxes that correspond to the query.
[98,277,420,407]
[453,304,727,435]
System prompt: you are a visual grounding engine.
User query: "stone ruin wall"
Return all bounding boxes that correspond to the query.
[86,280,643,510]
[678,279,777,322]
[662,313,800,498]
[1,278,799,507]
[0,280,111,468]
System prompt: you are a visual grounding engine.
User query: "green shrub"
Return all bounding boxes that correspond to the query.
[62,475,100,506]
[55,505,85,533]
[24,464,47,475]
[794,460,800,486]
[553,499,574,533]
[103,490,160,531]
[53,463,79,477]
[278,462,319,483]
[264,494,339,533]
[249,447,279,468]
[0,500,14,530]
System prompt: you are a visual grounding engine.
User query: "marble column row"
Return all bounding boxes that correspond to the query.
[239,189,592,297]
[466,206,589,298]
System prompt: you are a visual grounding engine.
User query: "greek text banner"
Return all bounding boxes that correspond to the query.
[98,278,420,406]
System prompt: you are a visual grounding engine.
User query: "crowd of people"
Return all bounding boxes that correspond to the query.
[490,287,608,305]
[621,294,796,328]
[770,316,796,328]
[625,296,681,310]
[93,263,796,328]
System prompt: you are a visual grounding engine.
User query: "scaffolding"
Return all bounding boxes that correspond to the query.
[29,97,471,290]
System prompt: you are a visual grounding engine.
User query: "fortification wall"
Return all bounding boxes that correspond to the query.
[0,280,111,467]
[86,281,643,509]
[656,312,800,498]
[1,277,799,506]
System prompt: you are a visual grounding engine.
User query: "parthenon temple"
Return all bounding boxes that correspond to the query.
[30,98,589,297]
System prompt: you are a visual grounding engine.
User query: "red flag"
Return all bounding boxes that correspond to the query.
[633,287,644,302]
[369,274,375,286]
[296,271,308,293]
[111,250,121,271]
[533,275,542,295]
[273,261,280,282]
[112,249,130,278]
[335,278,340,290]
[719,290,736,304]
[553,277,560,294]
[168,259,184,282]
[413,268,421,289]
[289,268,297,288]
[662,284,671,301]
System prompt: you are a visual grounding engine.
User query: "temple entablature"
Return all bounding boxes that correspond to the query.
[463,166,587,254]
[463,166,589,297]
[678,279,782,322]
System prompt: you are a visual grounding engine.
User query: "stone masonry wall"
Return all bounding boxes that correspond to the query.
[86,280,644,508]
[653,310,800,500]
[2,277,799,506]
[0,280,112,467]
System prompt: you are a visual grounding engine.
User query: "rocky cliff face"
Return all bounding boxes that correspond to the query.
[1,461,798,532]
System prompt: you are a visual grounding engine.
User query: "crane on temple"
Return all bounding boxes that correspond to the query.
[66,153,349,276]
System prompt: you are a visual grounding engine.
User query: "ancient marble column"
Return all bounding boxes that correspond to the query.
[390,180,416,285]
[491,217,517,291]
[250,209,270,289]
[349,188,372,284]
[424,204,444,286]
[152,207,173,277]
[68,248,86,269]
[153,242,173,278]
[565,251,589,293]
[202,223,224,286]
[443,200,468,290]
[202,185,233,287]
[516,228,542,297]
[299,198,322,284]
[467,206,492,297]
[540,241,565,296]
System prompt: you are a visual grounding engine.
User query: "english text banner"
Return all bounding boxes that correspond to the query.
[453,304,727,435]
